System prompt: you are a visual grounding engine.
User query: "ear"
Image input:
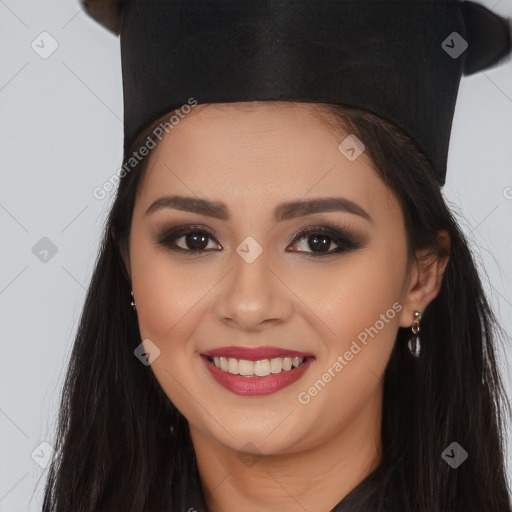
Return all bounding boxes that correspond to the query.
[398,230,451,328]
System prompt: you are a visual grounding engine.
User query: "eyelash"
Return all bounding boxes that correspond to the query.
[157,223,362,257]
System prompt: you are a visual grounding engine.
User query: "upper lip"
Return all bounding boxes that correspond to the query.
[201,346,314,361]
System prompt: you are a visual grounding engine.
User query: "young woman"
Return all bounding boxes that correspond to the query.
[42,1,512,511]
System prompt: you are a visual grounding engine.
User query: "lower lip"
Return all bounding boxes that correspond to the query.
[201,356,315,396]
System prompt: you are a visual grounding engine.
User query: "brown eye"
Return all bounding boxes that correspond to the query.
[287,227,361,256]
[302,233,334,253]
[180,231,211,251]
[158,227,221,253]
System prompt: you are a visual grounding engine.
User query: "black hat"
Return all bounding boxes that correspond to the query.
[82,0,511,185]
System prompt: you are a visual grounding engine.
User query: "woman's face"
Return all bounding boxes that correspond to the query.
[128,102,414,455]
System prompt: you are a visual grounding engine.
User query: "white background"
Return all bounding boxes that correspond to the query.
[0,0,511,510]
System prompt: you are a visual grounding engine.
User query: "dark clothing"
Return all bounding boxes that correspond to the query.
[183,464,400,512]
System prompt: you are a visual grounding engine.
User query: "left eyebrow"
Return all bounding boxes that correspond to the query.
[145,195,372,223]
[275,197,372,223]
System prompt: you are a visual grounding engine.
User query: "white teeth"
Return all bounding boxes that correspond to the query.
[228,358,239,374]
[238,359,254,376]
[254,359,271,377]
[210,356,305,377]
[270,358,283,373]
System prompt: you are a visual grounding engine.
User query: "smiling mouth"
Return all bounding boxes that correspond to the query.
[204,355,309,378]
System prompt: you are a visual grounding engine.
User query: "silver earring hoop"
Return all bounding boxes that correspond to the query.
[130,290,136,311]
[407,310,422,357]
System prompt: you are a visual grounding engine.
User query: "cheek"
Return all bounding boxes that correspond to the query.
[295,245,407,408]
[129,238,206,348]
[295,246,407,347]
[129,242,213,424]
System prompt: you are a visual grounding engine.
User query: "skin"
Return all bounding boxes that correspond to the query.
[124,102,450,512]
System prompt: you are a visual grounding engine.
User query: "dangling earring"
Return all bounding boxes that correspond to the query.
[407,310,422,357]
[130,290,136,311]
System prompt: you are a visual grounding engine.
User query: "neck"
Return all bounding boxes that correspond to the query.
[190,390,383,512]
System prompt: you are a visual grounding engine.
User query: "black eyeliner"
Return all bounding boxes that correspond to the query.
[156,221,364,256]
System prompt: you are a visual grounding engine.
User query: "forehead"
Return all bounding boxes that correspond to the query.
[136,102,398,223]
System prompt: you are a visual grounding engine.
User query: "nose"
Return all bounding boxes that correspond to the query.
[213,250,294,331]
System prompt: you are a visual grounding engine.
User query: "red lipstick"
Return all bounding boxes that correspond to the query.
[202,346,313,361]
[200,346,315,396]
